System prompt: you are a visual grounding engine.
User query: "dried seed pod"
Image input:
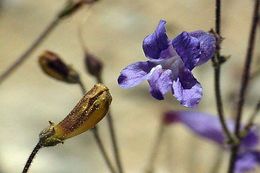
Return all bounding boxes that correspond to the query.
[39,83,112,147]
[39,51,80,84]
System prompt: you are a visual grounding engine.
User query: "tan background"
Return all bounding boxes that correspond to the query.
[0,0,259,173]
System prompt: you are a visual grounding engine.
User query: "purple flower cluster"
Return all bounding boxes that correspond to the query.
[118,20,216,107]
[164,111,260,173]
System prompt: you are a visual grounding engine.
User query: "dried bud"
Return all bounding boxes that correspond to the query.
[85,52,103,78]
[39,51,80,84]
[39,83,112,147]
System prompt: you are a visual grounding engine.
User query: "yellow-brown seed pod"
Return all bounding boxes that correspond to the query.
[39,51,80,84]
[39,83,112,147]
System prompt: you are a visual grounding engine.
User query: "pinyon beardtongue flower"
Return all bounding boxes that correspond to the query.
[117,20,216,107]
[163,111,260,173]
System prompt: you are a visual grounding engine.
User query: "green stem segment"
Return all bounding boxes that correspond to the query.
[22,142,42,173]
[77,80,117,173]
[228,1,260,173]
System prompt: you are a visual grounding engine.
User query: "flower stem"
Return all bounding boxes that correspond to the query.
[96,77,124,173]
[0,17,60,85]
[228,1,259,173]
[78,12,124,172]
[212,0,235,144]
[244,100,260,132]
[92,127,117,173]
[0,0,85,85]
[77,79,117,173]
[22,142,42,173]
[145,122,165,173]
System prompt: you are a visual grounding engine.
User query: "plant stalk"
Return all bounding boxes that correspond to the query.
[213,0,235,143]
[78,80,117,173]
[0,18,60,85]
[22,142,42,173]
[228,1,259,173]
[96,77,124,173]
[145,123,165,173]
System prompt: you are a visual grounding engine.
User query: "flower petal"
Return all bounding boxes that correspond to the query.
[118,61,155,88]
[143,20,169,59]
[172,68,202,107]
[163,111,260,149]
[190,31,216,66]
[172,31,216,70]
[147,65,173,100]
[235,151,260,173]
[163,111,225,144]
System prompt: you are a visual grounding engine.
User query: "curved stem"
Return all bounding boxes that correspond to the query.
[0,18,60,85]
[92,127,117,173]
[78,79,87,94]
[228,1,259,173]
[22,142,42,173]
[77,79,117,173]
[213,0,234,143]
[145,123,165,173]
[97,77,124,173]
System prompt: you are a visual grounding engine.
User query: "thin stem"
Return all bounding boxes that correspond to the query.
[244,100,260,132]
[250,67,260,80]
[0,18,60,85]
[212,0,235,143]
[77,79,117,173]
[228,1,259,173]
[145,123,165,173]
[22,142,42,173]
[92,127,117,173]
[78,79,87,94]
[78,5,93,53]
[78,10,124,172]
[97,77,124,173]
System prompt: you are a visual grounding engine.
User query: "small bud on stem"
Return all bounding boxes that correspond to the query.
[85,52,103,80]
[39,51,80,84]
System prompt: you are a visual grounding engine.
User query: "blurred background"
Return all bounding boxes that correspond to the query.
[0,0,259,172]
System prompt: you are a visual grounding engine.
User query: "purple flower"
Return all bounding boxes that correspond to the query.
[164,110,260,173]
[118,20,216,107]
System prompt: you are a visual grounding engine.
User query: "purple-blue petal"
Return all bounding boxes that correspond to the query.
[241,127,260,150]
[147,65,173,100]
[163,111,225,144]
[190,31,216,66]
[118,61,155,88]
[172,31,216,70]
[143,20,169,60]
[163,111,260,149]
[172,68,202,107]
[235,151,260,173]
